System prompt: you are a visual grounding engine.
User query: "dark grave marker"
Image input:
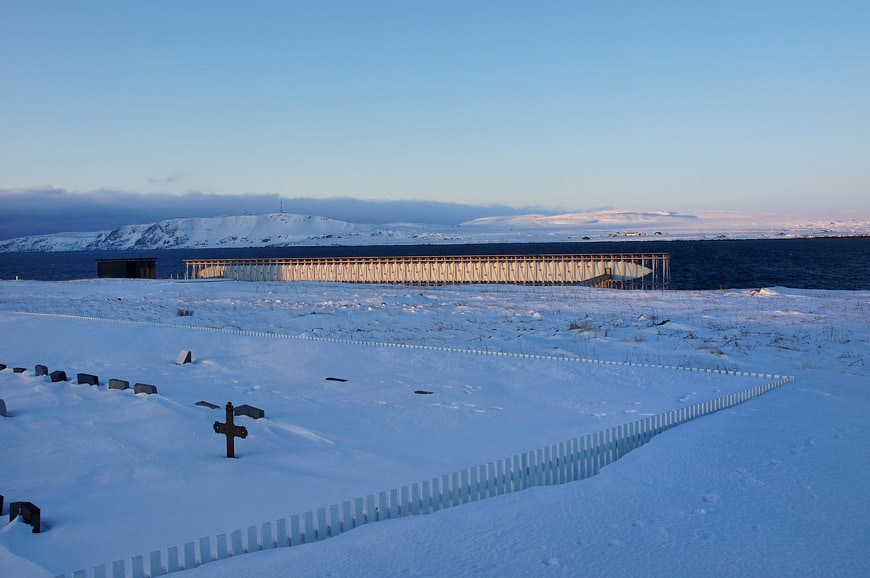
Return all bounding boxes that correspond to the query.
[0,399,6,417]
[414,390,434,395]
[35,365,48,377]
[9,501,41,533]
[133,383,158,395]
[196,401,219,409]
[176,350,193,365]
[13,367,26,374]
[325,377,348,382]
[0,364,6,371]
[50,370,68,383]
[213,402,248,458]
[77,373,99,386]
[0,494,3,516]
[233,404,265,419]
[108,379,129,390]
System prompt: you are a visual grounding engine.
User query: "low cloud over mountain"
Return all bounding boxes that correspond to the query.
[1,209,866,253]
[0,187,543,241]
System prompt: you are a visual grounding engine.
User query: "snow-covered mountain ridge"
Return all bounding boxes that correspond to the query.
[1,210,867,252]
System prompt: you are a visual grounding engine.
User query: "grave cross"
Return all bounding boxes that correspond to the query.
[213,402,248,458]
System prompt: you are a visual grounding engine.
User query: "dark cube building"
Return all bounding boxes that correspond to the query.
[96,258,157,279]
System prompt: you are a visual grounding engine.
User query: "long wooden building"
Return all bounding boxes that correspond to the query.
[184,253,669,289]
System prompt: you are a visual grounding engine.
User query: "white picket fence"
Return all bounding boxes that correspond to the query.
[61,374,794,578]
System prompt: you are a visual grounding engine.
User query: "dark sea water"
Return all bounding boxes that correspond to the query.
[0,237,867,290]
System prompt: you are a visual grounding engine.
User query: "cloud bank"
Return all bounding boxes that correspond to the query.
[0,187,548,241]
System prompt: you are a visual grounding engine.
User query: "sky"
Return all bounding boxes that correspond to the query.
[1,1,869,239]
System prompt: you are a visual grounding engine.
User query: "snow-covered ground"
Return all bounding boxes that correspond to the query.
[1,279,867,577]
[1,210,868,252]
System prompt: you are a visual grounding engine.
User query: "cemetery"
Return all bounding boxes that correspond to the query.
[0,280,866,577]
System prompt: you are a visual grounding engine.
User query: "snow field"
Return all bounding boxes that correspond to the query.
[0,280,867,577]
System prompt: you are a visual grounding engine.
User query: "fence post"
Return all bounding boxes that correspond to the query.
[520,452,530,488]
[411,483,422,514]
[290,514,301,545]
[131,556,145,578]
[587,433,596,475]
[167,546,180,572]
[375,492,386,521]
[183,541,196,568]
[431,477,442,511]
[246,526,258,552]
[441,474,451,508]
[276,518,289,547]
[509,455,520,491]
[149,551,164,576]
[536,448,546,486]
[399,486,410,517]
[352,498,364,528]
[614,426,622,461]
[366,494,376,522]
[341,501,353,532]
[544,446,554,485]
[198,536,212,564]
[421,480,431,514]
[600,430,608,471]
[303,511,314,543]
[215,534,228,560]
[451,471,461,504]
[317,507,328,539]
[260,522,274,549]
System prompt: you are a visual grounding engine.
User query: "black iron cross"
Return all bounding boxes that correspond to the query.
[213,402,248,458]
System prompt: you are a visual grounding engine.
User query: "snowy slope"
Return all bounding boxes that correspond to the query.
[1,210,867,252]
[0,280,868,577]
[0,214,369,252]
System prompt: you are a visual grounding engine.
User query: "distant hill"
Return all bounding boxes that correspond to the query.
[0,210,866,252]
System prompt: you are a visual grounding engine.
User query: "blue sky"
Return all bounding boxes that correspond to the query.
[1,1,868,238]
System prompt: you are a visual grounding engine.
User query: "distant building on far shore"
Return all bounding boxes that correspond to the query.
[96,258,157,279]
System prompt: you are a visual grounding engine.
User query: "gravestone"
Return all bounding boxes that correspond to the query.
[196,401,219,409]
[133,383,158,395]
[50,370,68,383]
[0,399,6,417]
[9,501,41,533]
[176,350,193,365]
[108,378,130,390]
[0,364,6,371]
[0,494,3,515]
[77,373,99,386]
[35,365,48,377]
[233,404,265,419]
[13,367,26,373]
[213,402,248,458]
